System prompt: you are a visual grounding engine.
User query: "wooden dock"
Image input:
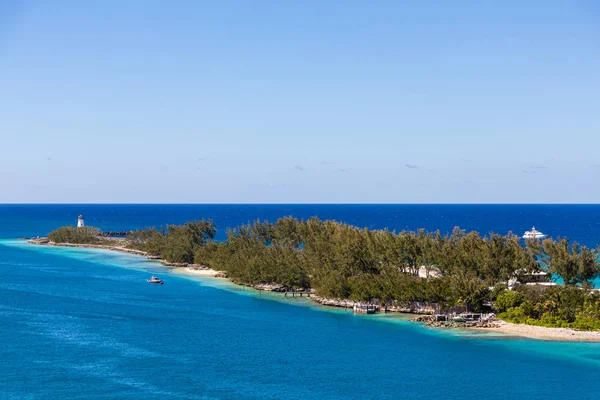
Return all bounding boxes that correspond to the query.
[353,303,379,314]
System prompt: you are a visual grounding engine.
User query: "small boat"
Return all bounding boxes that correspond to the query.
[522,226,546,240]
[147,276,163,284]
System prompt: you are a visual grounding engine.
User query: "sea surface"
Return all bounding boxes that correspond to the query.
[1,204,600,399]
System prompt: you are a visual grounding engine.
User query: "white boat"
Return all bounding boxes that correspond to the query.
[147,276,164,284]
[522,226,546,240]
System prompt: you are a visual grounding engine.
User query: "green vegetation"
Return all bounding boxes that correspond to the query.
[47,217,600,330]
[541,238,599,286]
[48,226,103,244]
[496,285,600,330]
[126,220,216,263]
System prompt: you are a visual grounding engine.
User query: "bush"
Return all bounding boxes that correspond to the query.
[494,290,523,312]
[48,226,101,244]
[489,284,508,301]
[572,298,600,331]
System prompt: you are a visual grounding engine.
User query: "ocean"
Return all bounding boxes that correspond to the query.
[1,204,600,399]
[3,203,600,245]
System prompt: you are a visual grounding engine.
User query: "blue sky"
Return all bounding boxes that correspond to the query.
[1,1,599,203]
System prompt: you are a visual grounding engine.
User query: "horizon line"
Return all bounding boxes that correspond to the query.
[2,202,600,206]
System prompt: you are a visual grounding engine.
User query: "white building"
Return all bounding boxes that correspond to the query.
[418,265,442,279]
[77,215,84,228]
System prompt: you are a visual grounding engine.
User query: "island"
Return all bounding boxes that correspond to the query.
[29,217,600,341]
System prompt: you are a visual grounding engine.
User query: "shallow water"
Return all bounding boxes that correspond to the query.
[2,239,600,400]
[2,205,600,399]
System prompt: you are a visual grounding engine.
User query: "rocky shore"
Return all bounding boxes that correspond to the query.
[408,315,501,329]
[428,321,501,328]
[311,296,356,308]
[310,297,440,314]
[229,281,314,293]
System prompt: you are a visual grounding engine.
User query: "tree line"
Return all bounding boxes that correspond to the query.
[495,285,600,330]
[48,217,600,329]
[48,226,102,244]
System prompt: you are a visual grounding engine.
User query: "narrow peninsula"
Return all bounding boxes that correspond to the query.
[29,217,600,341]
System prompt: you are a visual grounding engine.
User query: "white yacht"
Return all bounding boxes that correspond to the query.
[522,226,546,240]
[147,276,164,284]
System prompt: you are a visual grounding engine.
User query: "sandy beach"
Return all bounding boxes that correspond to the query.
[483,320,600,342]
[176,267,222,277]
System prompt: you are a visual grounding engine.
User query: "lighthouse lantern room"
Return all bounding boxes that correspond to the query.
[77,215,85,228]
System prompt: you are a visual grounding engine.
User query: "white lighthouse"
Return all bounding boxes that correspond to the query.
[77,215,85,228]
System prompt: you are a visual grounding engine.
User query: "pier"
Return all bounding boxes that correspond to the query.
[353,303,379,314]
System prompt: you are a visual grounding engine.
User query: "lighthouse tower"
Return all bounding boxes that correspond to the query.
[77,215,85,228]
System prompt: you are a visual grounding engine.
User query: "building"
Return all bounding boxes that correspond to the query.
[417,265,442,279]
[516,270,549,284]
[519,271,549,284]
[77,215,84,228]
[508,269,556,289]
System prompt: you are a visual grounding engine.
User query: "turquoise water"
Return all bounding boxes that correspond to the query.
[2,205,600,399]
[2,239,600,399]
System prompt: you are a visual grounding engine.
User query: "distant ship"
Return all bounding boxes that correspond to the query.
[522,226,546,240]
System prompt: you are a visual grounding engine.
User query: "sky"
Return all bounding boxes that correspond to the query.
[1,0,599,203]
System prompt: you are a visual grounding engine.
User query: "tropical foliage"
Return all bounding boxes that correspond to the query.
[48,217,600,329]
[497,285,600,330]
[48,226,102,244]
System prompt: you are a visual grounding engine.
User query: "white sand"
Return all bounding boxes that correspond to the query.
[176,267,222,277]
[483,320,600,342]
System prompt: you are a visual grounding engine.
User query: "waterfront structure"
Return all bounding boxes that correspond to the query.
[77,215,84,228]
[353,303,378,314]
[509,270,555,289]
[520,271,549,284]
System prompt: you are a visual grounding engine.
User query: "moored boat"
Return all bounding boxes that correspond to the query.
[148,276,163,284]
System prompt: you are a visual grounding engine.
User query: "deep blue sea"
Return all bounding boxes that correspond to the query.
[1,204,600,399]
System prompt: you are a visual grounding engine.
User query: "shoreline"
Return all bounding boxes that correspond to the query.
[27,238,224,278]
[25,239,600,342]
[481,320,600,342]
[177,266,222,277]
